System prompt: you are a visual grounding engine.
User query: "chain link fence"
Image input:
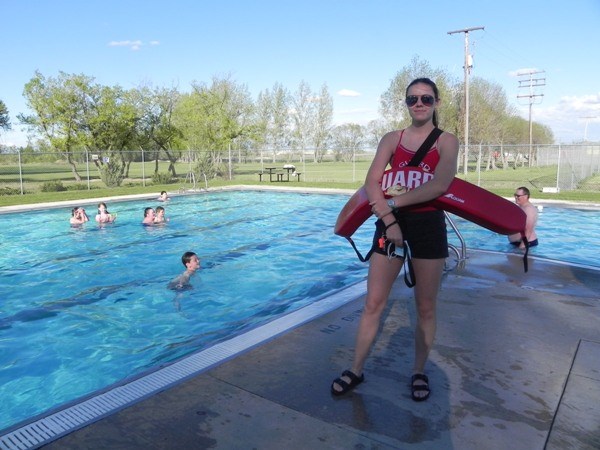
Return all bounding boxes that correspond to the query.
[458,143,600,193]
[0,144,599,196]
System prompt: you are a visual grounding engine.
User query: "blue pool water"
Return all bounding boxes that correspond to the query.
[0,191,598,432]
[446,204,600,268]
[0,190,375,432]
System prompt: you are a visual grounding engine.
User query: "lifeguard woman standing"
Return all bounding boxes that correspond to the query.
[331,78,459,401]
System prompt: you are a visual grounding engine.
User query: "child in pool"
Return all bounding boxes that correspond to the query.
[154,206,169,224]
[70,207,89,225]
[95,202,116,223]
[168,252,201,290]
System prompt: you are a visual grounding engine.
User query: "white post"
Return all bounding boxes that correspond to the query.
[18,149,24,195]
[448,26,484,175]
[86,148,91,190]
[477,143,482,186]
[228,143,232,180]
[141,148,146,187]
[556,144,561,191]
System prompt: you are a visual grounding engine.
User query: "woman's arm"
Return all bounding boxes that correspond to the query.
[364,131,400,226]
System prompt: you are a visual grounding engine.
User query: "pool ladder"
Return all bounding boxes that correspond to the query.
[444,212,468,271]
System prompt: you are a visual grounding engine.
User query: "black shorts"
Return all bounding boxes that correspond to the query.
[371,209,448,259]
[510,238,538,247]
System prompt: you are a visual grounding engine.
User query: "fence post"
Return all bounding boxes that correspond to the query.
[228,143,232,180]
[477,143,482,186]
[86,148,91,190]
[18,149,24,195]
[141,148,146,187]
[556,144,561,191]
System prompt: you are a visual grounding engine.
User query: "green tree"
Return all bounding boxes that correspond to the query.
[19,71,95,181]
[379,56,459,134]
[83,85,140,186]
[268,83,291,162]
[311,83,333,163]
[290,80,315,162]
[253,88,273,165]
[176,76,253,179]
[500,115,529,145]
[532,122,553,144]
[172,91,206,171]
[468,77,516,145]
[365,119,388,149]
[253,83,291,164]
[330,123,365,162]
[135,85,183,178]
[0,100,11,134]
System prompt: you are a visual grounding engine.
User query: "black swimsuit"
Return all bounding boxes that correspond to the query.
[371,210,448,259]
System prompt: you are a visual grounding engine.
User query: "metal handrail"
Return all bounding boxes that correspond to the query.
[444,211,468,270]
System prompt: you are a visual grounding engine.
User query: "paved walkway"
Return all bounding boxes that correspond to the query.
[21,251,600,449]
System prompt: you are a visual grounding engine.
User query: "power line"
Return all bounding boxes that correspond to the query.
[476,29,533,69]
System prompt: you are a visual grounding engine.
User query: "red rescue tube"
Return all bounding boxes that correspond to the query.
[334,167,526,238]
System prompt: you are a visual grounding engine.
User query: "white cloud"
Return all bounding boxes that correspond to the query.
[108,40,144,51]
[337,89,361,97]
[532,92,600,142]
[559,93,600,109]
[149,40,160,46]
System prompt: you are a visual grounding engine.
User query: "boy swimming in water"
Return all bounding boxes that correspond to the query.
[168,251,201,290]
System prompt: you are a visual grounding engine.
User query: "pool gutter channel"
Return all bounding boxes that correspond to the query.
[0,280,367,450]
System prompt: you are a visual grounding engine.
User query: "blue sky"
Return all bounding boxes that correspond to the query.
[2,0,599,146]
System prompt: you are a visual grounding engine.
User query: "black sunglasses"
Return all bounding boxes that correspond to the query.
[405,94,436,107]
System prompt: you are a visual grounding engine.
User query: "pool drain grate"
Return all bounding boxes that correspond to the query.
[0,281,366,450]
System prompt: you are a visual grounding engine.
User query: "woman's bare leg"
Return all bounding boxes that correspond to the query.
[410,257,444,399]
[350,253,403,376]
[411,257,444,372]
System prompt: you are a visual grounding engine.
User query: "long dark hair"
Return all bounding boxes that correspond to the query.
[406,78,439,127]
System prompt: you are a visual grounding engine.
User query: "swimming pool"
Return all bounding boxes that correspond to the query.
[446,204,600,269]
[0,190,376,433]
[0,191,599,434]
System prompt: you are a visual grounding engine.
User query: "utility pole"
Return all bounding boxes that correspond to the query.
[448,26,484,175]
[517,70,545,167]
[580,116,597,141]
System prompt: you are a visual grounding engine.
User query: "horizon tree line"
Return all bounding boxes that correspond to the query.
[1,56,554,184]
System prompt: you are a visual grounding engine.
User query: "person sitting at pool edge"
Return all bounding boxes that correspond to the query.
[142,207,156,225]
[508,186,538,248]
[168,251,201,290]
[70,207,89,225]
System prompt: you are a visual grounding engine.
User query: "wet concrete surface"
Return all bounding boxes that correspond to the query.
[37,251,600,449]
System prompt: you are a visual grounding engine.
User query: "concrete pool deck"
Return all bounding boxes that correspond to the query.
[27,250,599,450]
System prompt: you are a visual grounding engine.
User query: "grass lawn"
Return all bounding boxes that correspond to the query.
[1,160,599,207]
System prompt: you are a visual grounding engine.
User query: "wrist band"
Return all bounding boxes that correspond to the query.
[380,209,394,220]
[384,220,400,231]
